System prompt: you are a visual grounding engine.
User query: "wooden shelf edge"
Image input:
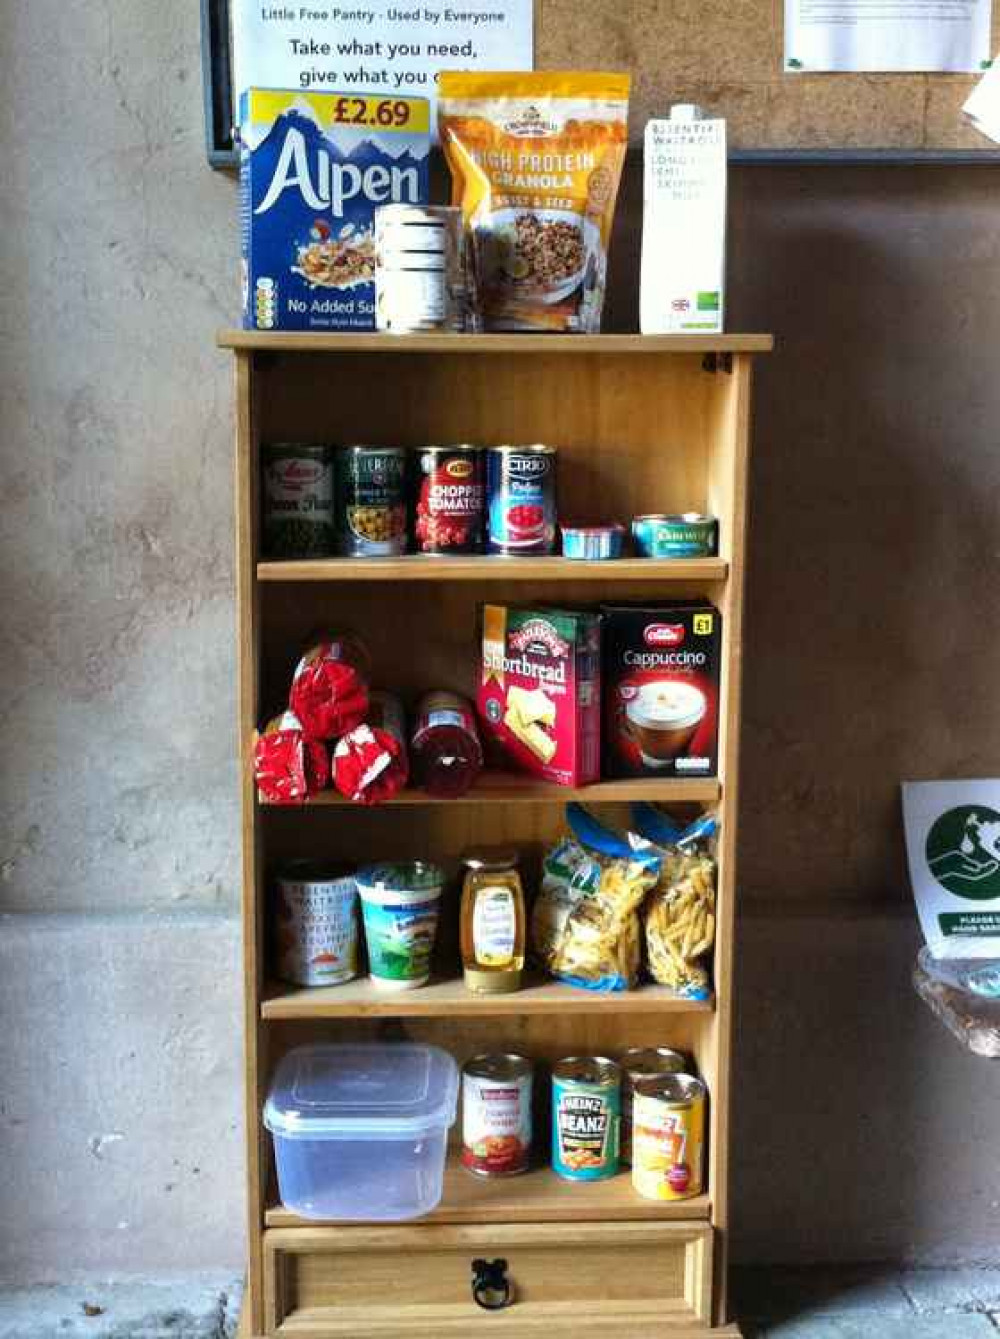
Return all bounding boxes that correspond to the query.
[218,330,774,354]
[261,975,715,1020]
[259,774,721,809]
[264,1157,712,1227]
[257,556,730,583]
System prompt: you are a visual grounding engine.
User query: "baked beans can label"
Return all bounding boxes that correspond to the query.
[336,446,407,556]
[631,1074,706,1201]
[486,446,557,555]
[415,447,484,553]
[462,1055,532,1177]
[551,1058,620,1180]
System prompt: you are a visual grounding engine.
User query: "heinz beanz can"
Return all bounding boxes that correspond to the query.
[552,1057,620,1180]
[631,1072,706,1201]
[487,445,557,555]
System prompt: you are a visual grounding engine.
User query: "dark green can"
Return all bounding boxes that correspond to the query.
[336,446,408,557]
[262,443,335,558]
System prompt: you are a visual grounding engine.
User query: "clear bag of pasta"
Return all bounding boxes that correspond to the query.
[533,805,661,992]
[630,804,718,1001]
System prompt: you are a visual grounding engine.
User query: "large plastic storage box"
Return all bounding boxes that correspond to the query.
[264,1043,459,1221]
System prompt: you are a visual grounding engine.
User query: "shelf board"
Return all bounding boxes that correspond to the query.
[218,330,774,355]
[265,1154,712,1226]
[261,973,714,1020]
[259,773,720,809]
[257,555,729,583]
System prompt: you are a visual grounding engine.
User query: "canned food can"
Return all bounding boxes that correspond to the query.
[632,512,718,559]
[560,524,624,561]
[631,1072,706,1201]
[262,443,335,558]
[487,445,557,555]
[273,861,358,987]
[336,446,408,556]
[461,1054,533,1177]
[620,1047,689,1164]
[375,205,473,334]
[551,1056,620,1181]
[415,445,484,554]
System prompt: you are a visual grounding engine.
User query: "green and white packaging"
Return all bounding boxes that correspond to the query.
[903,780,1000,960]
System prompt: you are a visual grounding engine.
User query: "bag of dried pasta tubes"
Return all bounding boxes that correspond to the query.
[532,804,660,992]
[438,71,630,333]
[630,804,718,1001]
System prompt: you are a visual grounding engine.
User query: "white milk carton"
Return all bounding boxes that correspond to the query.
[640,105,726,335]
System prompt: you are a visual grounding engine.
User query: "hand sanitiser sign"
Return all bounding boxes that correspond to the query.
[903,780,1000,960]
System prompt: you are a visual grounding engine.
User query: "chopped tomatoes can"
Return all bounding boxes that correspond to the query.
[552,1056,621,1181]
[461,1054,532,1177]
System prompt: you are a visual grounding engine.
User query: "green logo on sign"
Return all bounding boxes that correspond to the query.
[926,806,1000,900]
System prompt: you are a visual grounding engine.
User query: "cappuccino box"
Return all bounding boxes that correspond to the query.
[478,605,601,788]
[240,89,430,331]
[601,602,721,779]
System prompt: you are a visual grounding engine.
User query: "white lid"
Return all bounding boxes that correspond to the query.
[264,1043,459,1140]
[670,104,705,122]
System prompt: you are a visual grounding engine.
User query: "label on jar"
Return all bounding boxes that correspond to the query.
[472,885,517,967]
[274,873,358,987]
[462,1069,532,1176]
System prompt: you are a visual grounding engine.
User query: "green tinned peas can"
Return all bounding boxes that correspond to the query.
[262,443,336,558]
[632,513,718,559]
[551,1057,621,1181]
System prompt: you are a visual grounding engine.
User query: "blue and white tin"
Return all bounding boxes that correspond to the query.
[560,525,624,561]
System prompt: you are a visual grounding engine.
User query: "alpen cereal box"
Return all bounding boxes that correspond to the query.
[478,605,601,788]
[240,89,430,331]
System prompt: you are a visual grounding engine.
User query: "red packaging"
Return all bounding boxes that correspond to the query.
[332,690,409,805]
[415,446,484,554]
[411,690,484,798]
[477,604,601,788]
[288,636,369,741]
[253,711,329,805]
[601,603,721,779]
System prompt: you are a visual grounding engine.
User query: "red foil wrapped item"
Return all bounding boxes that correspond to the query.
[332,691,409,805]
[254,711,329,805]
[288,636,370,741]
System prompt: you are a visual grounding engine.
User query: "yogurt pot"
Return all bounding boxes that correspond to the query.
[356,861,445,990]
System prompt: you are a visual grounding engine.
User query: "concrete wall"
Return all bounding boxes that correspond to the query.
[2,0,1000,1283]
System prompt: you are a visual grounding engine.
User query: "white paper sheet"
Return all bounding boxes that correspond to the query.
[784,0,992,72]
[233,1,534,138]
[964,53,1000,140]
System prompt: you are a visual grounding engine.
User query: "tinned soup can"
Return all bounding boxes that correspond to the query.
[461,1054,533,1177]
[273,861,359,987]
[631,1072,706,1201]
[551,1056,620,1181]
[620,1047,689,1165]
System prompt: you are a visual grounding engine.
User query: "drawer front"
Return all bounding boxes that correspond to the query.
[264,1220,713,1336]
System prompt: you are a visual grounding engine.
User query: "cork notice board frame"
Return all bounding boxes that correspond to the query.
[202,0,1000,165]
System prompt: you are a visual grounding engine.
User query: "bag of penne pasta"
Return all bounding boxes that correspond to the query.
[533,805,660,992]
[630,805,718,1001]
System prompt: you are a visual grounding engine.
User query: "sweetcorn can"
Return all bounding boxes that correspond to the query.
[551,1057,620,1181]
[620,1047,689,1165]
[631,1072,706,1201]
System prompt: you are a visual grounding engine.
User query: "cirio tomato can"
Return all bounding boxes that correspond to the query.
[486,445,557,555]
[461,1054,532,1177]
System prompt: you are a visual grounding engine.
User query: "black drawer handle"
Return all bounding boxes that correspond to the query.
[471,1257,511,1310]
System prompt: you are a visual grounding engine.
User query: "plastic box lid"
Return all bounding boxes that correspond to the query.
[264,1043,459,1140]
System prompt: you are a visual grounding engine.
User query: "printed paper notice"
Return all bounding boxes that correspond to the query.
[784,0,992,71]
[233,2,534,135]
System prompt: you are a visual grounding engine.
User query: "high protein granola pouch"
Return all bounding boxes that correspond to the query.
[439,71,630,333]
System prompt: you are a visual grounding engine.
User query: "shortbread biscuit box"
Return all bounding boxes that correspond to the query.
[240,89,430,331]
[478,605,601,787]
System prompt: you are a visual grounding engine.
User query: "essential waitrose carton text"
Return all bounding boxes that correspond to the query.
[240,89,430,331]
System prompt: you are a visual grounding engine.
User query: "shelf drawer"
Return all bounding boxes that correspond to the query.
[263,1220,713,1336]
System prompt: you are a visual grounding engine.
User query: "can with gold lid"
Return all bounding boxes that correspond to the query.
[631,1072,706,1201]
[620,1047,689,1164]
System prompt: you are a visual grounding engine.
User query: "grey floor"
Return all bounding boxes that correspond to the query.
[2,1268,1000,1336]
